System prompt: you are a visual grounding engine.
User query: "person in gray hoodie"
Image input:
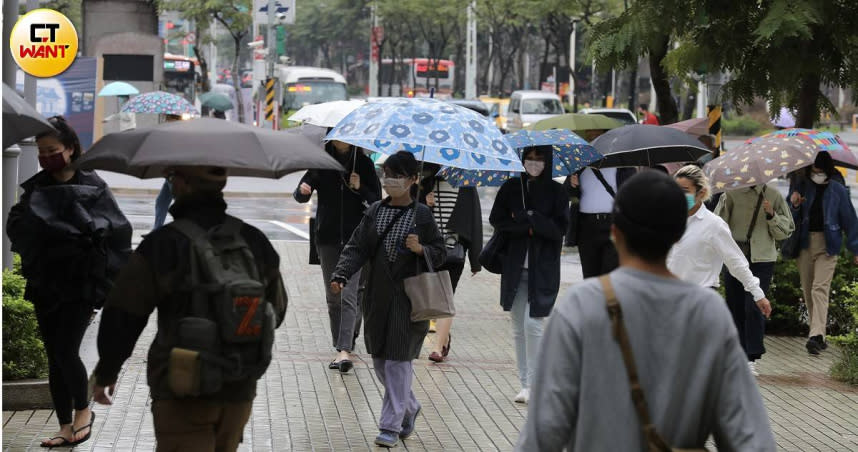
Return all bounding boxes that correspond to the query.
[517,170,776,452]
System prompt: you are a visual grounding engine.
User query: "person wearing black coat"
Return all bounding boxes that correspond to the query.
[6,117,131,448]
[293,140,381,372]
[489,146,568,404]
[418,165,483,362]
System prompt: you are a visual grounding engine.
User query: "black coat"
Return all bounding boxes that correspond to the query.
[332,200,446,361]
[7,170,132,310]
[294,148,381,246]
[489,155,569,318]
[419,178,483,272]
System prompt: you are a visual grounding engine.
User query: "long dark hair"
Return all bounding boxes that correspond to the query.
[808,151,837,179]
[36,116,82,161]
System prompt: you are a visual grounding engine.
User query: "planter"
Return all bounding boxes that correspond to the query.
[2,379,52,410]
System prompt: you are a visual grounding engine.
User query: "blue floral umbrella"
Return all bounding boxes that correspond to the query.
[326,97,522,171]
[121,90,199,116]
[438,129,603,187]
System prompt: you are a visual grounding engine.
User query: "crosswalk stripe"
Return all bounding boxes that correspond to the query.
[269,220,310,240]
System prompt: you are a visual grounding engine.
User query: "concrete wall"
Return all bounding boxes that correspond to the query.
[83,0,158,57]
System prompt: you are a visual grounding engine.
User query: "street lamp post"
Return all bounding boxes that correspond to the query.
[568,19,578,109]
[465,1,477,99]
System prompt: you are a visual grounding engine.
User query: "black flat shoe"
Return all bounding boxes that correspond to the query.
[339,359,353,373]
[329,360,340,370]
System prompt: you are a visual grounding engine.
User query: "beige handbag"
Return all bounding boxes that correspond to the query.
[404,250,455,322]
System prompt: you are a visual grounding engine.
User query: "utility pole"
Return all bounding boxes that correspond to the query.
[568,19,578,109]
[465,1,477,99]
[487,30,494,96]
[18,0,40,185]
[3,0,20,270]
[369,2,379,97]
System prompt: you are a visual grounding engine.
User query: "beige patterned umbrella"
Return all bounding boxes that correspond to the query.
[704,135,817,193]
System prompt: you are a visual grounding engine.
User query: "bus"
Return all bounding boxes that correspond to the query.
[163,53,198,103]
[380,58,455,98]
[277,66,348,112]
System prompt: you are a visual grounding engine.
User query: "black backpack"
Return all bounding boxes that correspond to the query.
[165,216,275,397]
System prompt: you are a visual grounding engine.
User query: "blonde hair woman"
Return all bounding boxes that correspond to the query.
[667,165,772,376]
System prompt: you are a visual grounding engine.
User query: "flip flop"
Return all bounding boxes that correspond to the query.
[40,436,73,448]
[71,411,95,446]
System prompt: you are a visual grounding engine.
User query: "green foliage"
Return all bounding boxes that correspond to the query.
[830,283,858,385]
[2,261,48,380]
[721,116,767,137]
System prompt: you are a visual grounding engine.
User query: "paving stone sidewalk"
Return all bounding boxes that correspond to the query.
[4,242,858,451]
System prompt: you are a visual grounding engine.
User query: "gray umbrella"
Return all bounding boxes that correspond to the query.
[76,117,344,178]
[590,124,711,168]
[3,83,54,149]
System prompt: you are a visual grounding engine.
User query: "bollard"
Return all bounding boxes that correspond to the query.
[3,145,22,270]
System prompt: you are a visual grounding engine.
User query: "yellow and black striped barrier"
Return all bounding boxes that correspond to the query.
[264,78,276,122]
[708,105,722,157]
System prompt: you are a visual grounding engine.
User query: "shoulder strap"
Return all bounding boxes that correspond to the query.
[746,187,766,242]
[598,275,672,452]
[592,169,616,198]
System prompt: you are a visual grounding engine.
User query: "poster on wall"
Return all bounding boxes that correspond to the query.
[16,57,97,148]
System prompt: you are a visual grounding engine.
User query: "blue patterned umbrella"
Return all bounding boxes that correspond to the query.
[438,129,603,187]
[326,98,522,171]
[121,91,199,116]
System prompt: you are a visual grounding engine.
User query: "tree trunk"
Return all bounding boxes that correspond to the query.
[648,36,678,124]
[796,73,820,129]
[193,22,210,95]
[232,36,245,124]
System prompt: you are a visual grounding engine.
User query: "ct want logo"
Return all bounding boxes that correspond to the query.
[10,9,78,78]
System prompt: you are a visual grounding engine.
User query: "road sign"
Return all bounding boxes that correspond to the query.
[186,32,195,43]
[254,0,295,23]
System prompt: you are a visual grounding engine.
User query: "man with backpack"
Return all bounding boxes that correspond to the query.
[91,165,287,451]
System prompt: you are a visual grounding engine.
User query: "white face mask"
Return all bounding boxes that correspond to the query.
[810,173,828,185]
[524,159,545,177]
[383,177,411,197]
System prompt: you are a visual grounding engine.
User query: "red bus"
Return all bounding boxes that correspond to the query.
[380,58,454,98]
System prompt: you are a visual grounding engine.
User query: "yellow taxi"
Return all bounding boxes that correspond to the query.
[479,96,510,132]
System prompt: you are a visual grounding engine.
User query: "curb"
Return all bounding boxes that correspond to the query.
[2,379,52,410]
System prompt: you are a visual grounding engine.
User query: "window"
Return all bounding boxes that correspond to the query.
[104,54,154,81]
[521,99,564,115]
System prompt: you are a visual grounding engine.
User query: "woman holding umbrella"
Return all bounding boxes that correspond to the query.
[330,151,445,448]
[7,116,132,447]
[294,138,381,372]
[489,146,568,404]
[788,152,858,355]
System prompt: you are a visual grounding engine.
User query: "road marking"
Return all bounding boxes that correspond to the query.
[269,220,310,240]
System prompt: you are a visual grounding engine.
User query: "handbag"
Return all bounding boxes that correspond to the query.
[598,275,708,452]
[479,230,506,274]
[443,235,466,265]
[736,189,766,260]
[404,250,455,322]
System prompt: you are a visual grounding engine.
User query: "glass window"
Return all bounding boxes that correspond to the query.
[521,99,564,115]
[282,82,348,111]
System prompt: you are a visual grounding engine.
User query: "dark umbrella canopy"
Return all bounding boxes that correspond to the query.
[76,117,344,178]
[200,92,234,111]
[590,124,711,168]
[3,83,54,149]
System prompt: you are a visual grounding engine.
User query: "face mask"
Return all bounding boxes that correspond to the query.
[383,177,411,197]
[524,159,545,177]
[810,173,828,185]
[686,193,697,211]
[38,151,68,172]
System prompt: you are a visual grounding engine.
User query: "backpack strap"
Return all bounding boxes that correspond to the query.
[598,275,672,452]
[169,219,219,317]
[592,169,616,198]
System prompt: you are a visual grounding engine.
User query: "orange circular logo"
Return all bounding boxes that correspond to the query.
[10,9,78,78]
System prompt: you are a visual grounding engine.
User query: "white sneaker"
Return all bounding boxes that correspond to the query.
[514,388,529,404]
[748,361,759,377]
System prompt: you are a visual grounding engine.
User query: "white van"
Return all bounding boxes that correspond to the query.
[507,91,565,132]
[579,107,637,125]
[277,66,348,111]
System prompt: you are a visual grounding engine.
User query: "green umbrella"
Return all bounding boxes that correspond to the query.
[199,92,234,111]
[529,113,622,133]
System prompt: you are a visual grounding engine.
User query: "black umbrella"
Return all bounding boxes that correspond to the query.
[3,83,54,149]
[590,124,711,168]
[75,117,344,178]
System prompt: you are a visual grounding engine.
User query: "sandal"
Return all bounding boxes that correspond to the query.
[40,436,73,448]
[428,351,445,363]
[442,334,451,357]
[71,412,95,446]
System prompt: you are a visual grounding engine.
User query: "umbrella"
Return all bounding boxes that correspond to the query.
[199,92,234,111]
[440,130,602,187]
[704,135,817,193]
[746,128,858,170]
[75,117,344,178]
[98,81,139,97]
[121,91,199,116]
[772,107,796,129]
[590,124,711,168]
[326,97,522,172]
[529,113,622,132]
[289,100,366,128]
[664,118,710,137]
[3,83,55,149]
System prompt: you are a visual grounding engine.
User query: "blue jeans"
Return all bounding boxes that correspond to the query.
[153,180,172,229]
[509,270,545,389]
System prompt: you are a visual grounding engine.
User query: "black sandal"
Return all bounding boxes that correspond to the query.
[40,436,73,448]
[71,412,95,446]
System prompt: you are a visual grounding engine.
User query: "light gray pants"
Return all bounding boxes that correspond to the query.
[373,358,420,433]
[318,244,362,352]
[510,270,545,389]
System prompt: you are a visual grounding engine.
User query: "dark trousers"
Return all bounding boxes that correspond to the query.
[577,214,619,278]
[34,302,92,425]
[724,261,774,360]
[152,398,253,451]
[438,261,465,292]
